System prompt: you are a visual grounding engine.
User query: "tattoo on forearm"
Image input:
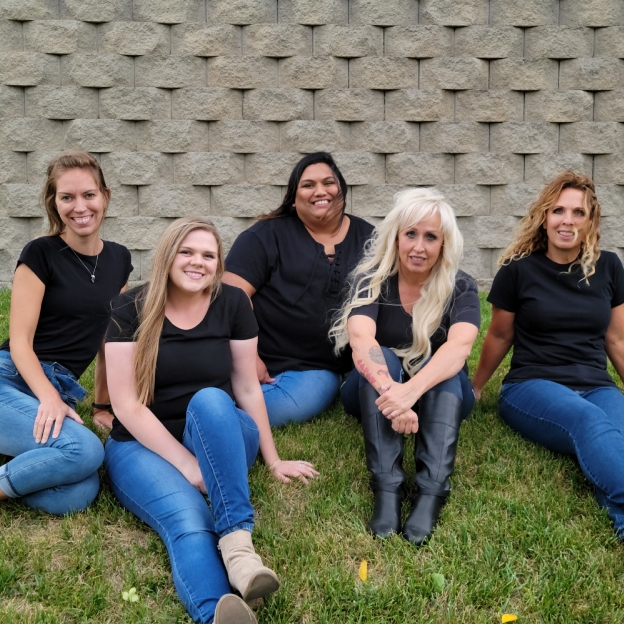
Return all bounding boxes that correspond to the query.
[356,359,384,392]
[369,346,386,365]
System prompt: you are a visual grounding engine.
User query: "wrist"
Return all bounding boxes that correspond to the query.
[268,458,281,471]
[92,402,112,411]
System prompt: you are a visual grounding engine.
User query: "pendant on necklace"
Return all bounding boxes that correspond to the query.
[91,274,95,283]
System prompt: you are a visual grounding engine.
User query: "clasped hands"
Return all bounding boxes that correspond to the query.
[376,380,420,434]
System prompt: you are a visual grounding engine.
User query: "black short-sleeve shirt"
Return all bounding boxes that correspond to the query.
[106,283,259,442]
[350,271,481,371]
[225,213,374,375]
[0,236,132,379]
[488,251,624,390]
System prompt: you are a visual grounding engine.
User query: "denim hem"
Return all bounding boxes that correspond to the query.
[219,523,254,538]
[0,465,18,498]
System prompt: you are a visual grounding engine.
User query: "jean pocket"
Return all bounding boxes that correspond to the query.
[0,358,19,378]
[42,363,88,404]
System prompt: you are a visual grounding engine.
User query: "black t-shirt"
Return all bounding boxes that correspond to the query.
[106,283,259,442]
[488,251,624,390]
[0,236,132,379]
[350,271,481,373]
[225,213,374,375]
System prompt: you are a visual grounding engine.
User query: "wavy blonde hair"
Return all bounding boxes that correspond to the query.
[498,171,601,282]
[133,217,224,405]
[330,187,463,377]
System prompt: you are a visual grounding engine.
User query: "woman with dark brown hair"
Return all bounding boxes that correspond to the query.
[473,171,624,538]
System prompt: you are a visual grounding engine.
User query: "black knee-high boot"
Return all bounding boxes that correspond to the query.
[402,389,463,545]
[359,381,406,537]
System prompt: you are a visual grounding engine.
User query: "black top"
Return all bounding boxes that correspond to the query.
[0,236,132,379]
[350,271,481,373]
[225,213,374,374]
[488,251,624,390]
[106,284,259,442]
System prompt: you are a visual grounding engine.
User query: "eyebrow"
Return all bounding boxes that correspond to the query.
[57,188,99,194]
[299,176,336,184]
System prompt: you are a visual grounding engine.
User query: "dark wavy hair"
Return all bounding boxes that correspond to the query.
[259,152,348,220]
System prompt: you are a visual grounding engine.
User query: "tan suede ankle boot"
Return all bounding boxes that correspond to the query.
[218,530,280,602]
[214,594,257,623]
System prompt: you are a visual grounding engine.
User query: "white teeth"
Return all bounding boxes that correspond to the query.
[313,200,329,205]
[73,216,91,224]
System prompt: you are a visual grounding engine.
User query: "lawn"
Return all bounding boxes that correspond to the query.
[0,289,623,624]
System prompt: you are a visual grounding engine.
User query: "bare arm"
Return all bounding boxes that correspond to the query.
[9,263,83,444]
[471,306,515,399]
[606,302,624,383]
[230,337,318,483]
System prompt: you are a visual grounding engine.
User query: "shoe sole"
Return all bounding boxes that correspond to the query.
[242,569,281,602]
[215,594,257,623]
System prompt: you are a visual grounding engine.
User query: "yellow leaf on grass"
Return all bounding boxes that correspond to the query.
[502,615,517,623]
[359,560,367,581]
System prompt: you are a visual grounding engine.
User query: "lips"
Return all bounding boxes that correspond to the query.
[72,215,93,225]
[184,271,204,280]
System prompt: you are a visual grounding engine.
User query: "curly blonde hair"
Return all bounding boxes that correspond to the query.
[499,171,601,282]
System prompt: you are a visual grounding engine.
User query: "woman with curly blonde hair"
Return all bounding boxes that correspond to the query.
[473,171,624,538]
[332,188,480,544]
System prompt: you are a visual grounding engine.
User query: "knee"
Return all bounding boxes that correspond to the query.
[59,426,105,475]
[430,371,462,398]
[187,388,236,430]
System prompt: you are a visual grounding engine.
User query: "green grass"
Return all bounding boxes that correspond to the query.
[1,289,623,623]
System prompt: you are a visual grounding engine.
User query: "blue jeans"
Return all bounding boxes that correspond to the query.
[105,388,260,624]
[262,369,341,427]
[0,350,104,515]
[500,380,624,538]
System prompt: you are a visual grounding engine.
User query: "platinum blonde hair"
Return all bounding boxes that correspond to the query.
[330,187,463,377]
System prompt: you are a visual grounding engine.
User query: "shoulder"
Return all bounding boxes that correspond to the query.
[596,250,622,270]
[21,235,61,256]
[102,240,131,259]
[454,270,478,293]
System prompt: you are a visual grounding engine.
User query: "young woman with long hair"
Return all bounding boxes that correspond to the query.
[105,217,317,624]
[331,188,480,544]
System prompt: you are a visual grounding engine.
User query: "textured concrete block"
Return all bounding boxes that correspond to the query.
[243,89,312,121]
[0,86,26,118]
[136,121,209,153]
[136,56,206,89]
[99,21,170,56]
[435,184,490,216]
[454,26,523,58]
[349,58,418,89]
[421,0,488,26]
[595,92,624,122]
[207,56,278,89]
[0,0,57,20]
[490,122,559,154]
[1,185,44,217]
[23,20,97,55]
[207,0,277,25]
[420,122,489,153]
[460,247,493,279]
[0,152,26,184]
[560,58,623,91]
[0,119,63,151]
[1,19,26,52]
[490,0,557,25]
[0,249,20,283]
[209,121,279,152]
[104,185,139,217]
[315,89,383,121]
[385,89,454,122]
[0,52,58,87]
[351,122,418,153]
[420,57,488,90]
[599,216,624,248]
[350,0,417,26]
[174,152,245,185]
[595,28,624,59]
[314,25,382,57]
[244,152,301,185]
[560,123,623,154]
[525,26,594,59]
[25,86,98,119]
[61,0,132,22]
[209,217,254,252]
[386,153,454,185]
[490,184,541,216]
[490,58,558,90]
[0,216,32,249]
[279,56,347,89]
[64,54,134,88]
[100,87,171,120]
[24,150,59,184]
[560,0,624,27]
[172,88,243,120]
[455,90,523,122]
[138,185,210,217]
[474,216,519,248]
[99,152,173,186]
[279,120,350,152]
[244,24,311,57]
[385,26,453,58]
[211,185,281,217]
[525,90,594,122]
[455,153,524,185]
[103,217,172,250]
[132,0,203,23]
[594,155,624,184]
[64,119,137,152]
[524,153,593,184]
[332,152,385,185]
[595,185,624,217]
[278,0,348,25]
[351,184,407,218]
[171,23,241,56]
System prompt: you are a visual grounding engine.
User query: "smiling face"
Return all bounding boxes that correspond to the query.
[396,212,444,281]
[168,229,220,296]
[293,163,343,224]
[55,168,108,244]
[543,187,589,263]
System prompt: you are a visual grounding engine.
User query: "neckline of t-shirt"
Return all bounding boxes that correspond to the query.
[55,235,106,259]
[535,251,575,270]
[294,213,353,252]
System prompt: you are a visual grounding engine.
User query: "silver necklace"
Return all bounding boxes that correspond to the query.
[70,247,99,283]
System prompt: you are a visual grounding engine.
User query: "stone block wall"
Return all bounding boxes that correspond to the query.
[1,0,623,288]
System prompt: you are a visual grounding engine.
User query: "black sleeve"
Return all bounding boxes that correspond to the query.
[17,238,53,285]
[348,301,379,323]
[450,275,481,329]
[225,229,273,291]
[106,289,140,342]
[610,254,624,308]
[230,287,259,340]
[121,246,133,285]
[487,261,519,313]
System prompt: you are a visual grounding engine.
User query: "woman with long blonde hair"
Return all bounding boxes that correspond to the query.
[332,188,480,544]
[104,217,317,624]
[473,171,624,539]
